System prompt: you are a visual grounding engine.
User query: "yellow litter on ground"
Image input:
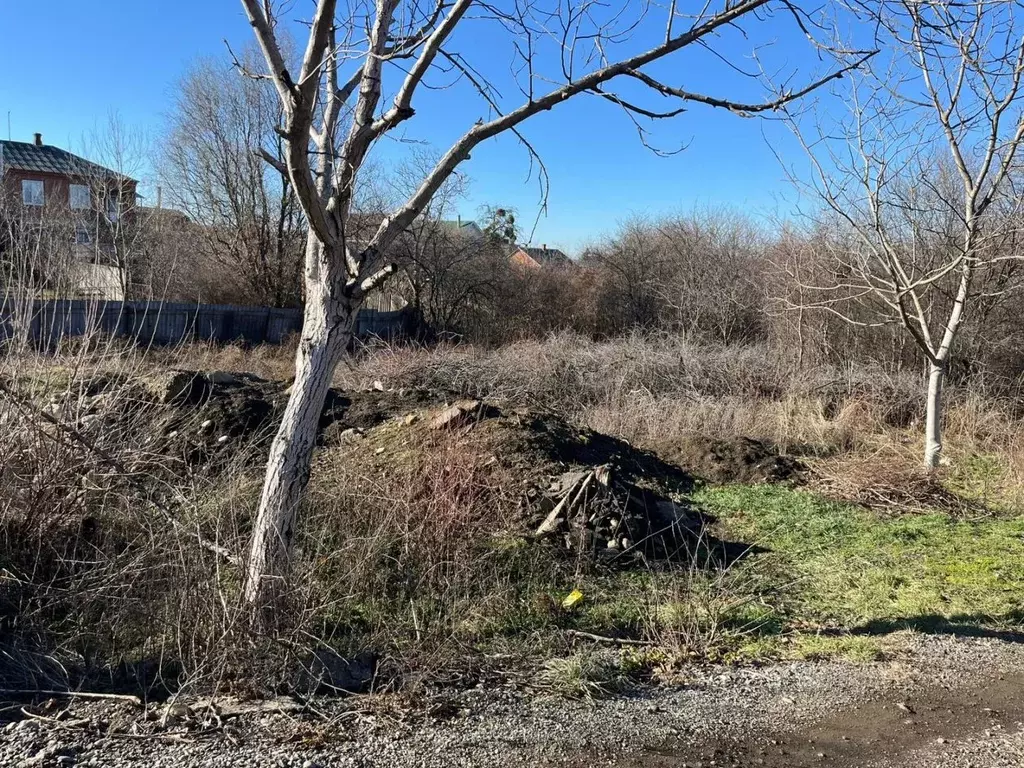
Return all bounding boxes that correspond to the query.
[561,589,584,609]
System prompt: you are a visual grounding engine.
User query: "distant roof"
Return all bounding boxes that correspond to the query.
[518,245,571,266]
[0,139,135,182]
[438,220,484,238]
[138,206,191,224]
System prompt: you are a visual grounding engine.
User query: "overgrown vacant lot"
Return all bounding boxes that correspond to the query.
[2,333,1023,704]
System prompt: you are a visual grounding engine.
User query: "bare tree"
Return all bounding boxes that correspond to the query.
[382,149,488,331]
[160,54,305,307]
[583,215,671,330]
[80,113,149,300]
[237,0,867,615]
[0,184,78,322]
[397,223,500,335]
[786,0,1024,468]
[656,208,767,343]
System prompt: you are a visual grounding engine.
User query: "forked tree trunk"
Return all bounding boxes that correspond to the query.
[243,282,354,617]
[923,361,945,470]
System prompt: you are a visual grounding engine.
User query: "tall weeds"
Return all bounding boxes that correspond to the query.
[1,330,1021,695]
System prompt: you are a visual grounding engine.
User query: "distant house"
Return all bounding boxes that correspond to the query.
[137,204,190,230]
[0,133,137,300]
[509,243,572,269]
[440,219,485,241]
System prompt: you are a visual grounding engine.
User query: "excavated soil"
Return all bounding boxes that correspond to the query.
[67,369,724,565]
[317,398,717,564]
[655,434,806,486]
[71,369,451,466]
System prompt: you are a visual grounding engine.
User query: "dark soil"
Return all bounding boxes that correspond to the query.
[656,434,806,486]
[330,401,745,566]
[78,369,451,466]
[75,370,743,565]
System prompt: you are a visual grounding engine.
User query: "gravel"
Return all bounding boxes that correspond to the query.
[2,634,1023,768]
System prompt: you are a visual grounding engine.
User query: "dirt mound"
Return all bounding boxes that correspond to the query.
[330,399,714,565]
[75,369,449,466]
[658,434,806,485]
[69,371,727,564]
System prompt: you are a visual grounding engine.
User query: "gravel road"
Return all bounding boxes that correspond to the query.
[2,634,1022,767]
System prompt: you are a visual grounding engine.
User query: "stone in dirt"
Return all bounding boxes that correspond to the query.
[143,369,205,404]
[429,399,482,430]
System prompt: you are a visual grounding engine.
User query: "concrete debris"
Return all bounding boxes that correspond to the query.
[535,464,701,563]
[430,399,482,430]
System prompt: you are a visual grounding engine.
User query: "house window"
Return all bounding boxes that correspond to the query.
[22,179,44,206]
[70,184,91,210]
[74,225,92,245]
[106,194,120,222]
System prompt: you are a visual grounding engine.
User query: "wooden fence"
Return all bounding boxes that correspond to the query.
[0,298,412,349]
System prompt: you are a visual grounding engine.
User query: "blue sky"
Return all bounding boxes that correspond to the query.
[0,0,829,253]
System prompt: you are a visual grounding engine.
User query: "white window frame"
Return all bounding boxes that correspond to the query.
[21,179,44,206]
[70,184,91,210]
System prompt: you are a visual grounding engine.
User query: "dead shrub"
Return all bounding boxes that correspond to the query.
[297,426,563,665]
[0,342,263,695]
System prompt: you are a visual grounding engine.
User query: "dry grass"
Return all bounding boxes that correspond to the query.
[0,339,271,696]
[340,333,1024,507]
[2,330,1022,696]
[536,651,623,700]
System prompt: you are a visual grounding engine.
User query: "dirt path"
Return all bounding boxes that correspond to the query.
[618,669,1024,768]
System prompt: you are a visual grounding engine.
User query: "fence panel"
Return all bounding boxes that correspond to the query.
[0,298,409,349]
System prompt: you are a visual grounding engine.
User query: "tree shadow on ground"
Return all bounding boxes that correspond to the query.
[850,613,1024,643]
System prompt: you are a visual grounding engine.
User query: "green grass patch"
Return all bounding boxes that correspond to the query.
[696,484,1024,633]
[945,452,1017,511]
[309,483,1024,673]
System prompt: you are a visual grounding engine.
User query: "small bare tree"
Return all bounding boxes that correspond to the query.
[582,215,672,330]
[786,0,1024,468]
[656,208,767,344]
[237,0,867,614]
[81,113,149,300]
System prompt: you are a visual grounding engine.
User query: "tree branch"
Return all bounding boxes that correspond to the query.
[625,51,877,117]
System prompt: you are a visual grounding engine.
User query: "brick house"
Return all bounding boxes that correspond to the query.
[0,133,138,300]
[509,243,572,269]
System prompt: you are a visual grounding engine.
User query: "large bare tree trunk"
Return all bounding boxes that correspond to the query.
[924,361,945,470]
[243,271,353,616]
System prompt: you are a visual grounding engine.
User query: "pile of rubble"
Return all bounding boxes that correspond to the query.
[534,464,701,562]
[37,368,716,566]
